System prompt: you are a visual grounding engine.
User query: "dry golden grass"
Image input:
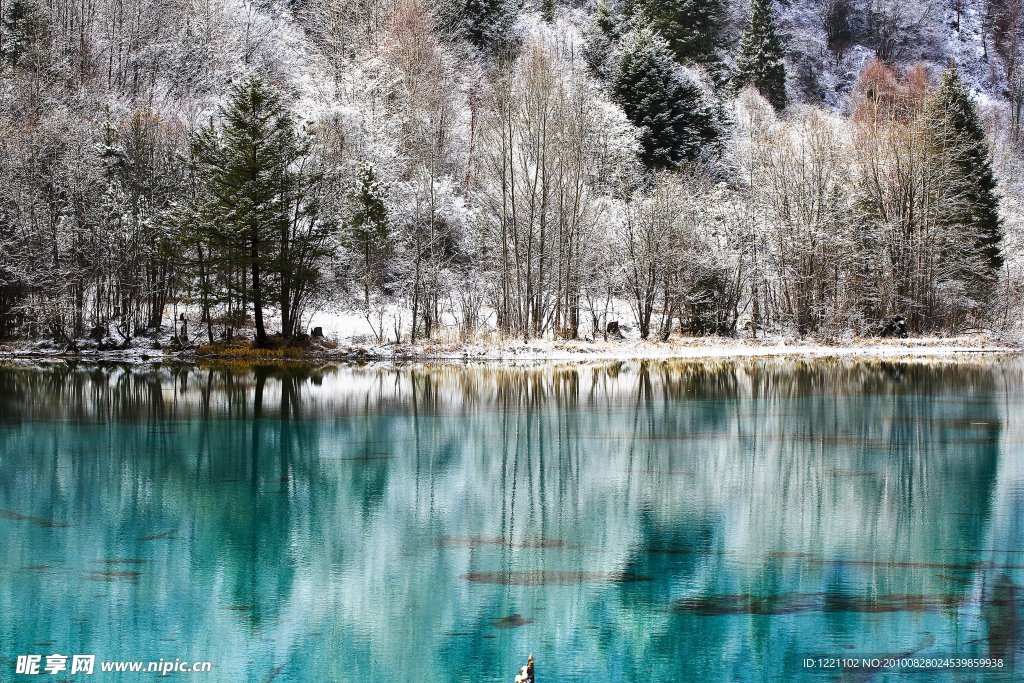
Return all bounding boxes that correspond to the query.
[196,342,306,359]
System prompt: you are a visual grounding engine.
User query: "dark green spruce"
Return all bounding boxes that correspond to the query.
[190,76,335,343]
[928,63,1003,301]
[625,0,729,68]
[611,29,724,168]
[736,0,788,110]
[434,0,521,53]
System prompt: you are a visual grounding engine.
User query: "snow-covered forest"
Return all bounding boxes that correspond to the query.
[1,0,1023,348]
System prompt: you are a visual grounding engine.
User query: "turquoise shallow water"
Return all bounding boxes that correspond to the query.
[0,359,1022,682]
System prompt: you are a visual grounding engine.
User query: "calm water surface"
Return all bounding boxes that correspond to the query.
[0,359,1022,681]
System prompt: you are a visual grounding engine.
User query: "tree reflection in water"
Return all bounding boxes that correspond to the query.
[0,358,1021,682]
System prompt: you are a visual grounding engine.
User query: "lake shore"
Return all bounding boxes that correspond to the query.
[0,333,1019,364]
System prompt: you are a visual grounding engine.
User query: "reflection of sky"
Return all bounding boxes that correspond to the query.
[0,360,1020,682]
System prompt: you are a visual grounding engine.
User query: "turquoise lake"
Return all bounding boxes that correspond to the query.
[0,359,1022,681]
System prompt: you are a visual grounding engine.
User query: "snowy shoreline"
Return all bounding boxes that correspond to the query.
[1,335,1019,365]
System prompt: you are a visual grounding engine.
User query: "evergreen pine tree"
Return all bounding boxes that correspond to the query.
[611,29,724,167]
[583,2,622,79]
[435,0,521,53]
[345,164,391,309]
[191,76,305,344]
[594,0,621,39]
[736,0,788,110]
[1,0,47,66]
[927,63,1003,301]
[541,0,555,23]
[625,0,728,68]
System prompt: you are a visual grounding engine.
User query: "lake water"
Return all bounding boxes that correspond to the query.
[0,359,1022,682]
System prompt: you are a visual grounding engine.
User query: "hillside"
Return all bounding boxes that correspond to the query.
[1,0,1022,351]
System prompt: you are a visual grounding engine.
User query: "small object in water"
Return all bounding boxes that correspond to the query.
[514,654,534,683]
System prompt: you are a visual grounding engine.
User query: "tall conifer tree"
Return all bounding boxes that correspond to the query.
[191,76,334,342]
[435,0,521,52]
[611,29,724,167]
[928,63,1003,300]
[736,0,788,110]
[625,0,728,68]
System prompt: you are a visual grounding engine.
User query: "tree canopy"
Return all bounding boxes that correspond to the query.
[736,0,788,110]
[611,29,725,168]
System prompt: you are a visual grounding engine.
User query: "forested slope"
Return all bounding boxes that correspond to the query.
[1,0,1022,347]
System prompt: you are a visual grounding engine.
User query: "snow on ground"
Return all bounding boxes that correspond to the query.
[1,300,1018,364]
[346,335,1020,363]
[303,303,1021,362]
[2,322,1016,364]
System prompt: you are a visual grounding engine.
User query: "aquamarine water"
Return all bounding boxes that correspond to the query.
[0,359,1021,681]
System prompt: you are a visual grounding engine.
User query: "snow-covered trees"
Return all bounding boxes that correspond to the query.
[0,0,48,67]
[191,76,337,343]
[624,0,729,68]
[736,0,788,110]
[0,112,109,343]
[622,171,739,339]
[985,0,1024,137]
[738,98,851,333]
[344,164,391,312]
[383,0,462,341]
[0,0,1019,347]
[475,37,636,339]
[846,61,1003,331]
[583,7,728,169]
[610,28,724,167]
[434,0,521,52]
[837,61,1000,332]
[723,63,1005,337]
[927,65,1003,296]
[99,110,184,336]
